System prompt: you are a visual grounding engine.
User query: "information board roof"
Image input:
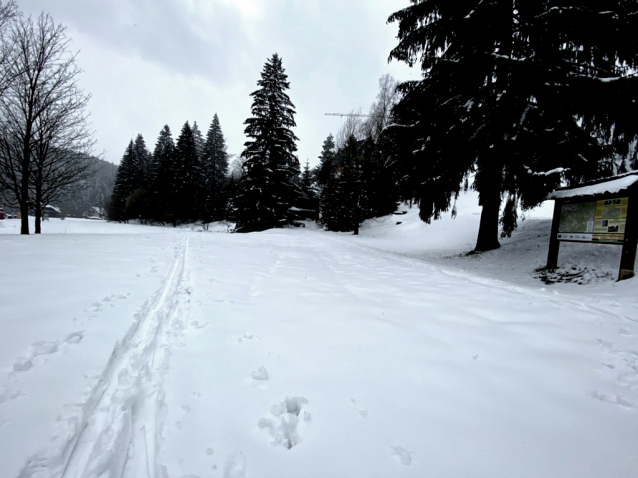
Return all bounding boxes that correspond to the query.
[547,172,638,200]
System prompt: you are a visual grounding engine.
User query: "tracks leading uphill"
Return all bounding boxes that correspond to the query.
[20,236,191,478]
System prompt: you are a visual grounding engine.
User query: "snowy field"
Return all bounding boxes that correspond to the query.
[1,198,637,478]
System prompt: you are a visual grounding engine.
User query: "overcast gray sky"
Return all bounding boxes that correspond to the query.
[17,0,416,168]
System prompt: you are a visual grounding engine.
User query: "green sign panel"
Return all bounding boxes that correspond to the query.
[557,197,628,244]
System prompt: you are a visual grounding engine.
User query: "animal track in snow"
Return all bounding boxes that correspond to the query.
[595,338,638,401]
[391,446,413,465]
[223,451,246,478]
[88,291,130,312]
[590,390,632,408]
[258,396,310,449]
[0,386,22,404]
[236,332,257,344]
[251,366,269,381]
[350,397,368,418]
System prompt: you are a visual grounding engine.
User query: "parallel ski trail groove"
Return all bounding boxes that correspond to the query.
[19,236,190,478]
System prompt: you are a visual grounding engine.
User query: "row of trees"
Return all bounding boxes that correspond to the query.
[108,54,308,233]
[110,0,638,249]
[108,115,229,226]
[0,1,96,234]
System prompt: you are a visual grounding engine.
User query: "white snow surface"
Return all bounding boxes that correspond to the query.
[1,198,637,478]
[547,173,638,199]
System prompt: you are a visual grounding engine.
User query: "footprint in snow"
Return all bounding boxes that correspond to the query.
[224,451,246,478]
[391,446,413,465]
[591,390,632,408]
[350,398,368,418]
[251,366,269,381]
[12,336,73,372]
[258,397,310,449]
[0,386,22,404]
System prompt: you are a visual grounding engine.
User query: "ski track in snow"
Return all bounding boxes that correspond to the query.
[18,236,191,478]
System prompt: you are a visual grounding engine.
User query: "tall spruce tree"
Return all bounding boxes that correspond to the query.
[133,134,153,188]
[321,135,366,233]
[109,141,140,221]
[174,121,203,223]
[301,160,313,198]
[192,121,205,161]
[151,125,177,224]
[202,113,229,222]
[235,53,301,232]
[387,0,638,252]
[315,134,336,191]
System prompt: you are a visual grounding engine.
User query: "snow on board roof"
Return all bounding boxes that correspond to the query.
[547,172,638,200]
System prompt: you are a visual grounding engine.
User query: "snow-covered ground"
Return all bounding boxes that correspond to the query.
[0,198,637,478]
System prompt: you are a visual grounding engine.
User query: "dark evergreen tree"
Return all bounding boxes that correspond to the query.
[387,0,638,252]
[192,121,205,161]
[202,114,229,222]
[321,135,365,233]
[109,141,140,221]
[173,121,203,223]
[315,134,336,190]
[301,160,314,198]
[151,125,177,224]
[235,53,301,232]
[133,134,153,188]
[360,136,398,219]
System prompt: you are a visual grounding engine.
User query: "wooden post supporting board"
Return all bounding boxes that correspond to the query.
[618,192,637,281]
[546,199,562,269]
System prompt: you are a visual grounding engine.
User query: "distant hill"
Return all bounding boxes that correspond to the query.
[59,157,118,217]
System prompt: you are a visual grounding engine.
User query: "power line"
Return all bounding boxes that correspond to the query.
[324,113,372,118]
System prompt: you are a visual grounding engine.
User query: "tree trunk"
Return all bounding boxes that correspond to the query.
[34,192,42,234]
[20,199,29,235]
[353,222,359,235]
[474,191,501,252]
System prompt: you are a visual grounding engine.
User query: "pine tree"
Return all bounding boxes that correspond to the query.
[174,122,203,223]
[387,0,638,252]
[235,53,301,233]
[133,134,153,188]
[321,136,365,233]
[109,141,140,221]
[301,160,314,198]
[360,137,397,219]
[191,121,205,161]
[315,134,336,190]
[151,125,177,224]
[202,114,229,222]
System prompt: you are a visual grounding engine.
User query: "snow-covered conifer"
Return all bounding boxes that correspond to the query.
[202,113,229,222]
[235,53,301,233]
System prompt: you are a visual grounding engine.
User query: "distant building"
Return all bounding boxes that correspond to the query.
[43,205,62,218]
[83,206,105,219]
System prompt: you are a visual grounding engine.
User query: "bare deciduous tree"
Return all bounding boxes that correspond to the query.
[0,0,18,96]
[361,74,400,141]
[335,109,366,149]
[0,12,95,234]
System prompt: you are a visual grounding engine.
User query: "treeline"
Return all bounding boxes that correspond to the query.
[0,1,96,234]
[108,115,230,227]
[110,0,638,248]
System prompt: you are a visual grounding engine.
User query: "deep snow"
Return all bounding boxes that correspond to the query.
[0,197,636,478]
